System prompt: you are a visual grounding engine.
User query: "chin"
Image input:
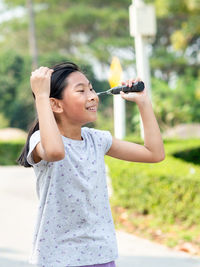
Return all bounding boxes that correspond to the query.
[86,115,98,124]
[92,114,98,121]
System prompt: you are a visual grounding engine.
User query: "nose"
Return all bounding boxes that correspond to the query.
[87,90,98,101]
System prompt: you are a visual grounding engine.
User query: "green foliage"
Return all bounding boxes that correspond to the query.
[0,50,111,130]
[0,0,200,132]
[173,147,200,165]
[0,139,25,165]
[1,0,132,63]
[0,50,36,130]
[2,0,199,72]
[152,75,200,130]
[147,0,200,52]
[106,138,200,226]
[0,113,9,128]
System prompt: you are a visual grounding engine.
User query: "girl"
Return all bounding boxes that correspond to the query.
[18,62,165,267]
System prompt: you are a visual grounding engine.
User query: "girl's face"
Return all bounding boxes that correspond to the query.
[60,71,99,125]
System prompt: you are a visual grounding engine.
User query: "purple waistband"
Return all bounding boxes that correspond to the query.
[78,261,116,267]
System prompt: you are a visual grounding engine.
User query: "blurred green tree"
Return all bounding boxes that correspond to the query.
[1,0,133,64]
[0,0,199,132]
[0,50,34,129]
[1,0,199,74]
[0,49,110,130]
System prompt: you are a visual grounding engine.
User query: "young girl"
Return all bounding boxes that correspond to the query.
[18,62,165,267]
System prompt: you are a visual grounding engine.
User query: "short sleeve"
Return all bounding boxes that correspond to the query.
[89,128,113,155]
[27,130,41,166]
[102,130,113,154]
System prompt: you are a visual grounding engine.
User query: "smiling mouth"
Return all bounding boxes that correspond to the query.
[86,106,97,112]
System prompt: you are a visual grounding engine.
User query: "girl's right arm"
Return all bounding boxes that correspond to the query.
[31,66,65,163]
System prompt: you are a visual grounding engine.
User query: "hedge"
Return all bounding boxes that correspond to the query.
[0,140,25,165]
[1,138,200,227]
[105,138,200,226]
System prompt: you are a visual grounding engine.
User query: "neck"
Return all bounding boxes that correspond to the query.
[57,121,82,140]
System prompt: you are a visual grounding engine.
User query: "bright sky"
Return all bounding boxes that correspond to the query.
[0,0,25,24]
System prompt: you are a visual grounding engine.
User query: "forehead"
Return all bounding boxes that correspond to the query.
[67,71,90,87]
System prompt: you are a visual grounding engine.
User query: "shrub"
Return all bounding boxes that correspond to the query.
[106,138,200,226]
[0,139,25,166]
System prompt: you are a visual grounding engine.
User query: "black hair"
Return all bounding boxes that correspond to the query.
[17,61,80,167]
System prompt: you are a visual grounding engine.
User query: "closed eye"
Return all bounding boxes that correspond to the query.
[76,87,95,93]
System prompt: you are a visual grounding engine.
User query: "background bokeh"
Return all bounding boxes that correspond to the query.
[0,0,200,256]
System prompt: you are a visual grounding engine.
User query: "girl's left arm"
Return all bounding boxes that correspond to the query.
[106,80,165,163]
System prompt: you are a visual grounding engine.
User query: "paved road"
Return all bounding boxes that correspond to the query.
[0,166,200,267]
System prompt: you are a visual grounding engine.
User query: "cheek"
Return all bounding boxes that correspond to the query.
[62,96,85,117]
[70,103,84,115]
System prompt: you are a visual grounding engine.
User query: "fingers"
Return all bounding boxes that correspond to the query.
[31,66,53,77]
[121,78,140,87]
[127,80,132,88]
[120,91,137,100]
[120,78,144,103]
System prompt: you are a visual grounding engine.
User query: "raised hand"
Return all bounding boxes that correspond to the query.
[120,78,149,106]
[30,66,54,98]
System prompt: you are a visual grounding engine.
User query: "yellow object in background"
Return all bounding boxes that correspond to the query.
[108,56,123,88]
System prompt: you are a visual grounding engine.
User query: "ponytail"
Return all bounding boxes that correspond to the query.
[17,119,39,167]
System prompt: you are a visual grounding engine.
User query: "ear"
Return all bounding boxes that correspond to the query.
[49,98,63,114]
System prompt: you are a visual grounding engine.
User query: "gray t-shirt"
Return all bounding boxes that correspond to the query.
[27,127,118,267]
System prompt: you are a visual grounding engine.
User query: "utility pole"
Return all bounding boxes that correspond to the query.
[27,0,38,70]
[129,0,157,137]
[108,57,125,139]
